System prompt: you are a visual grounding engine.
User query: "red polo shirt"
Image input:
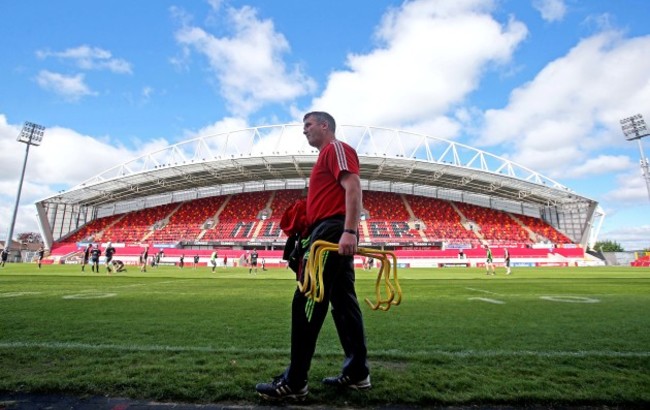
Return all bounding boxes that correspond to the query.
[306,140,360,227]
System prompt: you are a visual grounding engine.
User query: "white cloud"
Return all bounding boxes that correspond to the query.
[34,70,97,101]
[0,176,58,241]
[174,5,316,116]
[192,117,250,137]
[532,0,567,23]
[206,0,223,12]
[0,115,173,237]
[600,223,650,251]
[480,31,650,178]
[0,119,161,187]
[564,155,633,178]
[603,168,650,204]
[141,86,155,104]
[309,0,527,133]
[36,45,133,74]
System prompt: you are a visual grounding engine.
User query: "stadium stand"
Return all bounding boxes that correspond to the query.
[455,202,531,247]
[50,190,589,269]
[101,203,178,244]
[631,254,650,267]
[363,191,411,220]
[513,213,573,245]
[404,195,480,247]
[201,191,271,241]
[255,189,303,240]
[53,191,579,250]
[270,189,304,216]
[48,242,80,257]
[149,196,227,243]
[62,214,123,243]
[360,192,417,243]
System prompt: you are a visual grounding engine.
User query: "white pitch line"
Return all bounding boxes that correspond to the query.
[0,341,648,358]
[468,297,505,304]
[0,292,42,298]
[466,287,502,296]
[154,280,194,285]
[35,279,199,297]
[109,279,194,289]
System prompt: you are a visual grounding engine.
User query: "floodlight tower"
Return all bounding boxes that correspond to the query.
[4,122,46,254]
[620,114,650,202]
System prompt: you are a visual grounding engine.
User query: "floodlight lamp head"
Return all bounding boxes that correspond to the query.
[619,114,649,141]
[17,121,46,146]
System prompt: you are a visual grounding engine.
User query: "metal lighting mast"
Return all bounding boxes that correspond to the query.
[620,114,650,202]
[4,122,46,255]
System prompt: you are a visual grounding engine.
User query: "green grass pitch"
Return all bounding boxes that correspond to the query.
[1,263,649,407]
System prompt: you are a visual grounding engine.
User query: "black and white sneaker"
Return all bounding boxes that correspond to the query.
[256,375,308,401]
[322,374,371,390]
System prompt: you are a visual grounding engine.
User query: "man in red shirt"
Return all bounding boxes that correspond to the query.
[256,112,370,400]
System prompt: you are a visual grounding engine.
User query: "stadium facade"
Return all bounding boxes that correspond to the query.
[34,124,604,250]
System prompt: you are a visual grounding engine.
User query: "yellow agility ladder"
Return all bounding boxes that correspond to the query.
[301,240,402,311]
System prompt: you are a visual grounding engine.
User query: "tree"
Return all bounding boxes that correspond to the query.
[17,232,43,245]
[594,239,624,252]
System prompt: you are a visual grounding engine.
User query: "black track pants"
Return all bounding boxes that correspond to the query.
[285,218,369,385]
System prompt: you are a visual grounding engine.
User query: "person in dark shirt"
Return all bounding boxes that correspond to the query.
[179,254,185,269]
[104,242,116,273]
[90,245,101,273]
[37,247,45,269]
[111,259,126,272]
[81,244,92,271]
[249,249,259,274]
[155,250,164,268]
[1,248,9,267]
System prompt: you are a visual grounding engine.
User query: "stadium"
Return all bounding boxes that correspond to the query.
[35,124,606,267]
[6,124,649,408]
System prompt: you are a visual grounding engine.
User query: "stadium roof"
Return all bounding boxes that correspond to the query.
[43,124,590,207]
[35,124,604,247]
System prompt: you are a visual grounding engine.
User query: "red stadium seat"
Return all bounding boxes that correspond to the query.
[54,190,577,250]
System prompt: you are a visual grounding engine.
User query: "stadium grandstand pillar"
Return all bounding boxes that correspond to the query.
[4,122,46,254]
[620,114,650,202]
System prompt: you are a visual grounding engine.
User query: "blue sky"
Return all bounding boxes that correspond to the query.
[1,0,649,250]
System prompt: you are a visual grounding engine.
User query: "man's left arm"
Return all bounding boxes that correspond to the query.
[339,171,362,256]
